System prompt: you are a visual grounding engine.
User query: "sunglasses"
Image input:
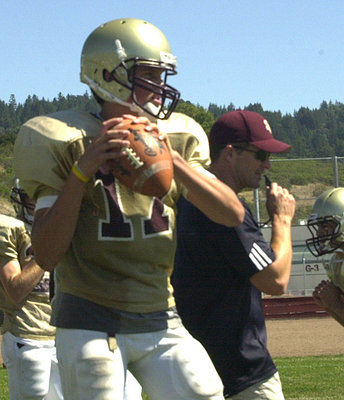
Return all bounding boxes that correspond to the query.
[232,146,270,162]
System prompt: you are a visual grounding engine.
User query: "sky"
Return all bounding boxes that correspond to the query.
[1,0,344,115]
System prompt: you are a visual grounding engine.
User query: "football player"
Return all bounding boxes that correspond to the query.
[0,179,63,400]
[14,18,244,400]
[306,187,344,326]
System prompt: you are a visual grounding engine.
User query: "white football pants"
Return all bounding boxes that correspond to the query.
[1,331,63,400]
[55,326,224,400]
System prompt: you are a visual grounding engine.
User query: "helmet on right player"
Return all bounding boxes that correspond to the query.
[306,188,344,257]
[80,18,180,120]
[10,178,35,225]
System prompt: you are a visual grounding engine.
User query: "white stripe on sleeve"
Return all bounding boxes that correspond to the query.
[248,242,273,271]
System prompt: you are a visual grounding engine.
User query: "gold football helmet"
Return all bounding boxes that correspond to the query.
[306,187,344,256]
[80,18,180,119]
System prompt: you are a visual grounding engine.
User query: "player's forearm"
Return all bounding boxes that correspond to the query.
[5,260,45,304]
[172,151,244,227]
[32,172,86,270]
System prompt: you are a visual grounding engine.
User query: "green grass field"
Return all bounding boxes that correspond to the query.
[0,354,343,399]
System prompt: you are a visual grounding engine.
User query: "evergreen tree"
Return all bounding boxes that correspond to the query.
[1,93,344,158]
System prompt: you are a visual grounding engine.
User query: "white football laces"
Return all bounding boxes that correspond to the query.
[122,147,144,169]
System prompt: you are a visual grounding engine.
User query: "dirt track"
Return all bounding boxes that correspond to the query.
[267,317,344,357]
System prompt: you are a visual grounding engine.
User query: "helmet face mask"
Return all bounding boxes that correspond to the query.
[110,57,180,119]
[80,19,180,120]
[306,188,344,257]
[10,179,35,225]
[306,215,342,256]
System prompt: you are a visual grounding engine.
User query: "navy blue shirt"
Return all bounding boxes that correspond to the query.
[172,196,277,397]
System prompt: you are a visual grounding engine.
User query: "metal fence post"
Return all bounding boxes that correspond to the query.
[332,156,339,187]
[254,188,260,223]
[302,256,306,295]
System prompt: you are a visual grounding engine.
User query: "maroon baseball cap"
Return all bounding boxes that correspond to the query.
[209,110,291,153]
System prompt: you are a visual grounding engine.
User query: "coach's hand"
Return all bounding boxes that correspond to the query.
[266,182,295,223]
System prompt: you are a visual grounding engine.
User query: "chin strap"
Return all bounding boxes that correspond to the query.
[83,74,143,113]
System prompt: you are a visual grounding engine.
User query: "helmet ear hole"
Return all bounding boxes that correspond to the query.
[103,70,114,83]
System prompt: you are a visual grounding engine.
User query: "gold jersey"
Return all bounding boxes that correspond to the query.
[0,214,54,339]
[14,110,210,313]
[324,251,344,291]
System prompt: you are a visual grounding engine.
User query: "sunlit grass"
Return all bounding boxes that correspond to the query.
[276,354,344,399]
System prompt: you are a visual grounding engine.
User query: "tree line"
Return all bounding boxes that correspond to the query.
[1,92,344,158]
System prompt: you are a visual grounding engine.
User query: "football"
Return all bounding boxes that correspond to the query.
[108,119,173,198]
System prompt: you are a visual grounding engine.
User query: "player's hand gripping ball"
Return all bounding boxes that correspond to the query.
[109,118,173,198]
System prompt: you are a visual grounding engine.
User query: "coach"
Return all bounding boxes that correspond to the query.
[173,110,295,399]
